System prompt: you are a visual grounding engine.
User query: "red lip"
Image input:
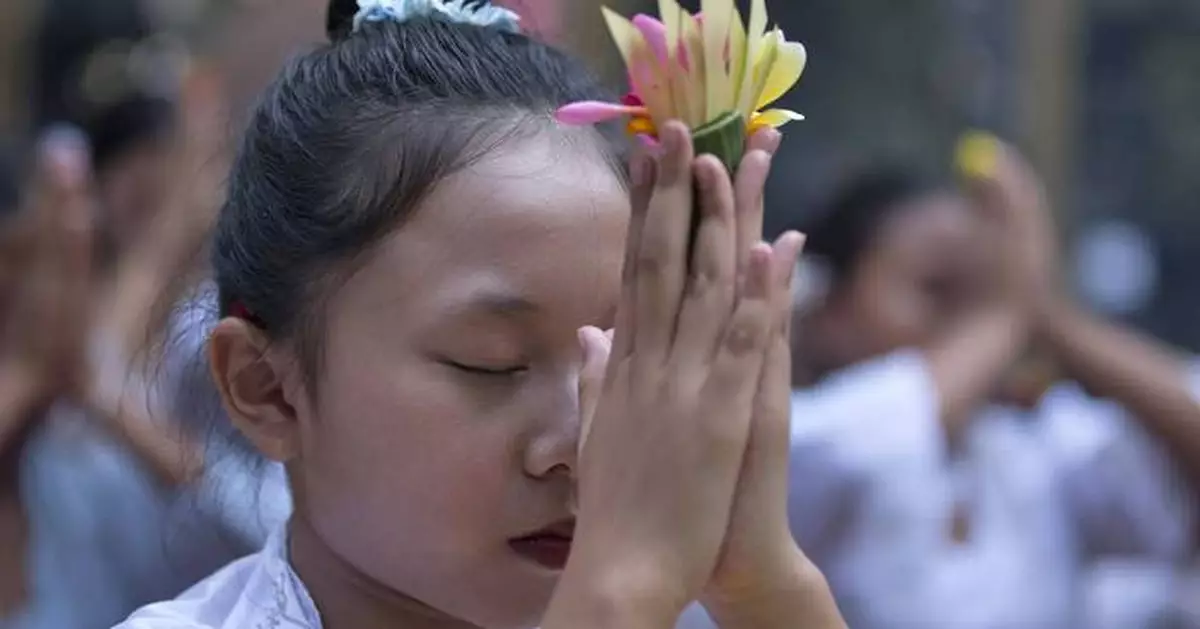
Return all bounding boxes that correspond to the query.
[509,519,575,570]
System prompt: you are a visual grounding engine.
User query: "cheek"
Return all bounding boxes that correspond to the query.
[861,280,930,348]
[300,345,520,553]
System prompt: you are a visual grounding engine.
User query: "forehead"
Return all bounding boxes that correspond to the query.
[333,131,629,326]
[875,193,983,261]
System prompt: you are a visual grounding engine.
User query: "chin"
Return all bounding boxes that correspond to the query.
[451,561,561,629]
[422,554,561,629]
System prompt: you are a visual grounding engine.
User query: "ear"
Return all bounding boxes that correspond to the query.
[208,318,304,462]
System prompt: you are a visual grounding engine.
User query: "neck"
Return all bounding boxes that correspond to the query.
[288,514,479,629]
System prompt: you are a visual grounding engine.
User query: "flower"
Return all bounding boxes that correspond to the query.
[555,0,806,167]
[955,130,1001,180]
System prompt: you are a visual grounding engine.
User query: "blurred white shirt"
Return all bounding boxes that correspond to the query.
[682,350,1195,629]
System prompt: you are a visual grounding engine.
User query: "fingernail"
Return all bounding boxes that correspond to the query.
[636,133,663,157]
[39,125,90,187]
[578,326,603,362]
[662,121,684,155]
[786,230,807,254]
[763,129,783,155]
[630,154,647,188]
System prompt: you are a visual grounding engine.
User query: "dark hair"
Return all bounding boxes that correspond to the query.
[212,0,625,376]
[0,146,18,216]
[799,167,949,285]
[32,0,177,172]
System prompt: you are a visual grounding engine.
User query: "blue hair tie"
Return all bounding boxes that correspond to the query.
[354,0,521,34]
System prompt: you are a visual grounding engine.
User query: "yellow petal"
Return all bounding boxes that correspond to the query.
[679,12,707,126]
[737,0,769,117]
[748,28,780,116]
[701,0,735,121]
[750,108,805,131]
[658,0,683,63]
[728,4,748,114]
[601,8,641,68]
[755,34,806,110]
[955,131,1001,180]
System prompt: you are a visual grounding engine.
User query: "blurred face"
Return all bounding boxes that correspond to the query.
[819,192,987,369]
[293,132,627,628]
[95,135,174,255]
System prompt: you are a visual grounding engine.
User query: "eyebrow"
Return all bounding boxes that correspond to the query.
[444,289,540,319]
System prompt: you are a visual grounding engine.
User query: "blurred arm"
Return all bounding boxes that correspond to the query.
[0,364,49,457]
[80,389,204,488]
[1038,295,1200,494]
[926,305,1028,442]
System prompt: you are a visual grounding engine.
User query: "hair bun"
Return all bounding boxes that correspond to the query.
[326,0,360,41]
[327,0,521,40]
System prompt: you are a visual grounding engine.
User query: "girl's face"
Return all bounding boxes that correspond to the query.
[818,192,987,369]
[291,132,627,628]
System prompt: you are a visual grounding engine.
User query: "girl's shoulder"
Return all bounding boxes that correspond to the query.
[113,529,321,629]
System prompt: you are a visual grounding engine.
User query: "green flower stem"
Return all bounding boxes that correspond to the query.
[692,111,746,174]
[687,111,746,252]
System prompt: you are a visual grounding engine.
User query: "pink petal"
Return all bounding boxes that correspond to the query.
[631,15,669,65]
[636,134,662,152]
[621,93,645,107]
[555,101,645,126]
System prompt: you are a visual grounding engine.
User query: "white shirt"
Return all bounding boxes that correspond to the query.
[115,529,320,629]
[681,349,1194,629]
[780,350,1195,629]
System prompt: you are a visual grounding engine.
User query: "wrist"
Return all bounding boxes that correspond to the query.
[543,544,686,629]
[702,542,813,609]
[702,548,843,629]
[1030,292,1080,341]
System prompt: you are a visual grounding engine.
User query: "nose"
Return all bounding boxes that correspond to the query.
[522,367,583,480]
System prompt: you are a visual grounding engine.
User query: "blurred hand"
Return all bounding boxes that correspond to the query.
[0,131,95,405]
[0,68,224,483]
[962,135,1060,307]
[83,67,227,412]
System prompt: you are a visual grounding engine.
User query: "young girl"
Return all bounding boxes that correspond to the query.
[117,1,846,628]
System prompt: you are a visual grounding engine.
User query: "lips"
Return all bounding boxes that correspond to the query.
[508,518,575,570]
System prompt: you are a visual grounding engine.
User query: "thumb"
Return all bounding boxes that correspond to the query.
[577,326,612,459]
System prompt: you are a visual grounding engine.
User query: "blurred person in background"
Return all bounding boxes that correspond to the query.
[0,1,287,628]
[711,139,1199,629]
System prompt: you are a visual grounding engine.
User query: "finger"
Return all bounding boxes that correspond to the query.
[631,122,694,366]
[733,150,774,281]
[670,155,738,370]
[740,231,808,515]
[28,129,90,261]
[746,127,782,157]
[577,326,613,459]
[34,131,93,303]
[740,324,796,519]
[700,243,775,440]
[609,150,658,371]
[770,232,807,322]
